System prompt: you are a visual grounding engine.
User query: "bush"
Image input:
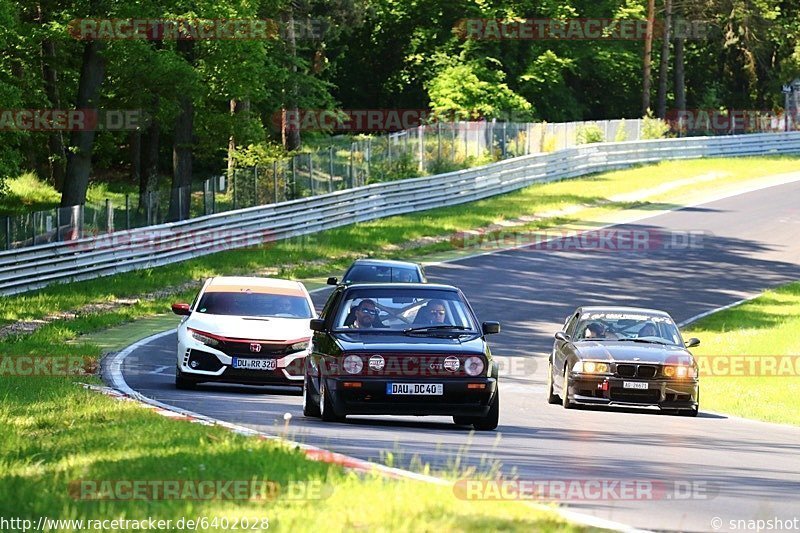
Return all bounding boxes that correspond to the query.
[576,123,605,144]
[641,110,671,139]
[614,119,629,142]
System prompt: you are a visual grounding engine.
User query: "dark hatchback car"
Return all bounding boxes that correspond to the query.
[327,259,427,286]
[548,306,700,416]
[303,283,501,430]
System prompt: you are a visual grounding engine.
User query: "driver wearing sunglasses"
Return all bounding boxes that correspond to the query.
[350,299,384,328]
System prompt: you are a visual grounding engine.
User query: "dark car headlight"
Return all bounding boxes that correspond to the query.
[573,361,611,374]
[663,365,696,378]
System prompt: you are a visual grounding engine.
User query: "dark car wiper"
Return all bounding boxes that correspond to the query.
[616,338,669,345]
[403,325,471,335]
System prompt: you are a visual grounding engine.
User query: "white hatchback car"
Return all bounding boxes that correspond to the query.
[171,276,316,389]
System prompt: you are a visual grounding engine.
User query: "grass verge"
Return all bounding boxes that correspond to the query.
[683,281,800,426]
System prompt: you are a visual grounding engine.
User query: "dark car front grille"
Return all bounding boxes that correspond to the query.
[616,364,658,379]
[344,353,484,378]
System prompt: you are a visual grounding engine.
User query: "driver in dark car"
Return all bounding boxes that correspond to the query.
[349,299,385,329]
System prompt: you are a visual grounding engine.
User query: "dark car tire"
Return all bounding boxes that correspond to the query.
[562,365,574,409]
[546,360,560,404]
[175,367,198,390]
[473,389,499,431]
[680,407,699,417]
[319,379,344,422]
[303,374,321,418]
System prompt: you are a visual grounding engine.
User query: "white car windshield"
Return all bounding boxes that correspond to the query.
[575,311,683,346]
[335,288,476,331]
[196,292,312,318]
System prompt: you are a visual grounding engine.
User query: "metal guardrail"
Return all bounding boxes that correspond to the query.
[1,132,799,295]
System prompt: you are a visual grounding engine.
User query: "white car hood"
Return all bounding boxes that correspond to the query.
[186,313,311,342]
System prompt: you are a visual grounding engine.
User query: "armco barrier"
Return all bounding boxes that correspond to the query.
[1,132,799,295]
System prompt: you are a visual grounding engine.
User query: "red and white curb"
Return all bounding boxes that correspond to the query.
[96,328,650,533]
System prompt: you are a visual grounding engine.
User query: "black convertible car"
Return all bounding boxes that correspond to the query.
[548,306,700,416]
[303,283,501,430]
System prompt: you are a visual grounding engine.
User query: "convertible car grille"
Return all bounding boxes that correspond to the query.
[616,364,658,379]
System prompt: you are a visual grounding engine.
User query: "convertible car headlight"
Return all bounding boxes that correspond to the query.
[342,355,363,375]
[188,328,221,348]
[573,361,610,374]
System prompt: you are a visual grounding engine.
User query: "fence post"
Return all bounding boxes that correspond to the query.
[4,216,10,250]
[202,182,207,215]
[147,193,153,225]
[387,134,392,163]
[418,125,424,173]
[501,121,507,158]
[309,153,315,196]
[177,189,183,221]
[328,146,334,192]
[437,122,442,162]
[125,194,130,229]
[105,198,113,232]
[254,166,259,206]
[273,161,278,203]
[350,144,355,188]
[291,156,297,199]
[55,208,61,242]
[366,138,371,184]
[233,169,237,210]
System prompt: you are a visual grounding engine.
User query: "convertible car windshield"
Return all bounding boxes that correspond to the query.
[334,288,477,331]
[574,311,683,346]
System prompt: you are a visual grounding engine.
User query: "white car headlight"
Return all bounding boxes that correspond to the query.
[290,340,310,352]
[343,355,363,375]
[464,356,485,376]
[189,328,221,348]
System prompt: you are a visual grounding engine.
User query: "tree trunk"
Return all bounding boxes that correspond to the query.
[674,37,686,114]
[61,40,105,207]
[129,129,141,192]
[168,39,194,222]
[282,9,301,151]
[41,38,65,191]
[656,0,673,118]
[642,0,656,115]
[138,105,160,212]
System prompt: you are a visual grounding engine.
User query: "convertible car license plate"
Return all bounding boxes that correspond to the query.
[387,383,443,395]
[232,357,276,371]
[623,381,649,390]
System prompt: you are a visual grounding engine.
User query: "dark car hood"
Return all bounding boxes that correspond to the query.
[334,332,485,354]
[574,341,695,363]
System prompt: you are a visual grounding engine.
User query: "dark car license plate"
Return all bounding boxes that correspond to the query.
[386,383,443,395]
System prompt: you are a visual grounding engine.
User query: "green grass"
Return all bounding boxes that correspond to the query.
[0,373,578,532]
[684,281,800,425]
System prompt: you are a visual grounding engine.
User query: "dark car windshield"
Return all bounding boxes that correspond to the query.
[343,265,420,284]
[574,311,683,346]
[334,288,476,332]
[196,292,313,318]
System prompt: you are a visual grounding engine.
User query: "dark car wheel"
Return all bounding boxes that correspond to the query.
[562,365,574,409]
[175,367,198,390]
[302,374,321,418]
[319,379,344,422]
[546,360,560,404]
[473,389,499,431]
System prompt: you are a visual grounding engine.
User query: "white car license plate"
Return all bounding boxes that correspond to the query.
[232,357,276,371]
[623,381,649,390]
[386,383,443,395]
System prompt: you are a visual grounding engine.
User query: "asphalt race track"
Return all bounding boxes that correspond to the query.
[122,180,800,532]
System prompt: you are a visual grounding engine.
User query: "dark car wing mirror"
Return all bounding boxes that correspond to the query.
[554,331,571,342]
[326,277,338,285]
[171,303,191,316]
[482,321,501,335]
[685,337,700,348]
[310,318,325,332]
